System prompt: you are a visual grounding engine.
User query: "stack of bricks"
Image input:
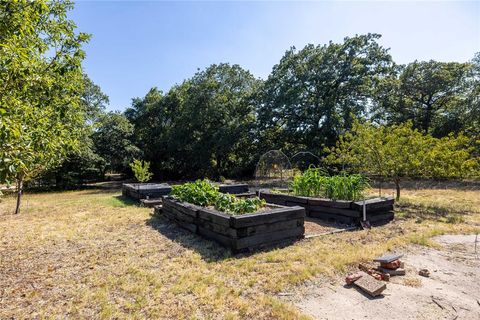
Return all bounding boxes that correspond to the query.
[374,254,406,276]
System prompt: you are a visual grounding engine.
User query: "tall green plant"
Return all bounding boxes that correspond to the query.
[290,168,369,201]
[129,159,153,182]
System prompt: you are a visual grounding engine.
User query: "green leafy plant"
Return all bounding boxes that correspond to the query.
[171,179,265,215]
[323,174,370,201]
[290,167,329,197]
[290,168,370,201]
[129,159,153,182]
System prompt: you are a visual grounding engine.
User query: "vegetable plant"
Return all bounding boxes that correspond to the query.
[290,168,370,201]
[171,179,265,215]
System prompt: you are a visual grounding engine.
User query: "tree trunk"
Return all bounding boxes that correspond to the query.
[394,179,401,201]
[14,174,24,215]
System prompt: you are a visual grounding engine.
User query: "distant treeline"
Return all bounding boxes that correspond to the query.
[41,34,480,186]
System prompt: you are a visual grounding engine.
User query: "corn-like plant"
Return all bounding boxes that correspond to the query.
[323,174,370,201]
[290,168,370,201]
[171,179,265,215]
[290,167,329,197]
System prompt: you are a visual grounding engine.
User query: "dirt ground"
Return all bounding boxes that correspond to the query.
[287,234,480,320]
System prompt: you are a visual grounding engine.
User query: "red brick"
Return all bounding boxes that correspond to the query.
[380,259,401,269]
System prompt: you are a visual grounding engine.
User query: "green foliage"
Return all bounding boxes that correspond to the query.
[373,60,477,137]
[0,0,89,186]
[126,64,260,179]
[171,179,265,215]
[93,112,141,173]
[257,34,394,155]
[129,159,153,183]
[323,174,370,201]
[290,168,329,197]
[290,168,369,201]
[326,121,480,199]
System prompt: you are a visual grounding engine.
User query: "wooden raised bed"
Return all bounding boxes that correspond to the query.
[123,183,251,202]
[122,183,172,200]
[258,190,394,225]
[217,183,249,194]
[156,197,306,252]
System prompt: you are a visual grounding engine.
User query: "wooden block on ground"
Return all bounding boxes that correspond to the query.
[354,275,387,297]
[377,267,406,276]
[140,198,163,207]
[373,253,403,263]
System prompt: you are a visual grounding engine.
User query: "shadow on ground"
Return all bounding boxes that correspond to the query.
[145,213,304,262]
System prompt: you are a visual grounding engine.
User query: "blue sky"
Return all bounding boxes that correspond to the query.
[71,1,480,111]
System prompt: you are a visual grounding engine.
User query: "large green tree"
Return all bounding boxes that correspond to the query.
[128,63,260,179]
[0,0,89,213]
[42,75,109,188]
[256,34,393,155]
[373,59,476,137]
[93,112,141,174]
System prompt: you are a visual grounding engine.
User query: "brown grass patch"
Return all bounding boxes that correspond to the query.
[1,185,479,319]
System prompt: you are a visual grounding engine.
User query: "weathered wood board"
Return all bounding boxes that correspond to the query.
[160,197,306,252]
[258,190,395,225]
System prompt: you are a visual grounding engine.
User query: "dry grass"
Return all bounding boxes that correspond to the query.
[1,185,479,319]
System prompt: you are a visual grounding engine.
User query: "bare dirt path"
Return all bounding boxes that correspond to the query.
[288,234,480,320]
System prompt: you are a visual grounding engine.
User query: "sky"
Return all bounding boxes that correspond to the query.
[70,1,480,111]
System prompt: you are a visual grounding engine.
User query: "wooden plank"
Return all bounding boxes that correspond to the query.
[233,226,304,250]
[285,201,308,207]
[230,207,305,228]
[197,219,237,238]
[307,198,351,208]
[373,253,404,263]
[140,199,163,207]
[198,226,233,247]
[218,184,249,194]
[353,275,386,297]
[197,208,232,227]
[176,221,197,233]
[308,205,360,218]
[351,198,394,211]
[308,211,357,224]
[259,192,308,204]
[236,219,304,238]
[377,267,405,276]
[363,205,394,214]
[163,206,196,224]
[258,193,287,206]
[165,199,198,218]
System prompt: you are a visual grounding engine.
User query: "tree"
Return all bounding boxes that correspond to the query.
[0,0,90,213]
[37,75,110,189]
[92,112,141,174]
[127,63,260,179]
[129,159,153,182]
[325,121,479,200]
[257,34,393,155]
[373,60,475,136]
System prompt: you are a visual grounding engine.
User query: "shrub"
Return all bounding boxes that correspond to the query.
[129,159,153,182]
[171,179,265,215]
[290,168,370,201]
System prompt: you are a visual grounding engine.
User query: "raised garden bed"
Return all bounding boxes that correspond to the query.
[258,189,394,225]
[123,182,253,201]
[156,197,306,253]
[217,183,249,194]
[122,183,172,200]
